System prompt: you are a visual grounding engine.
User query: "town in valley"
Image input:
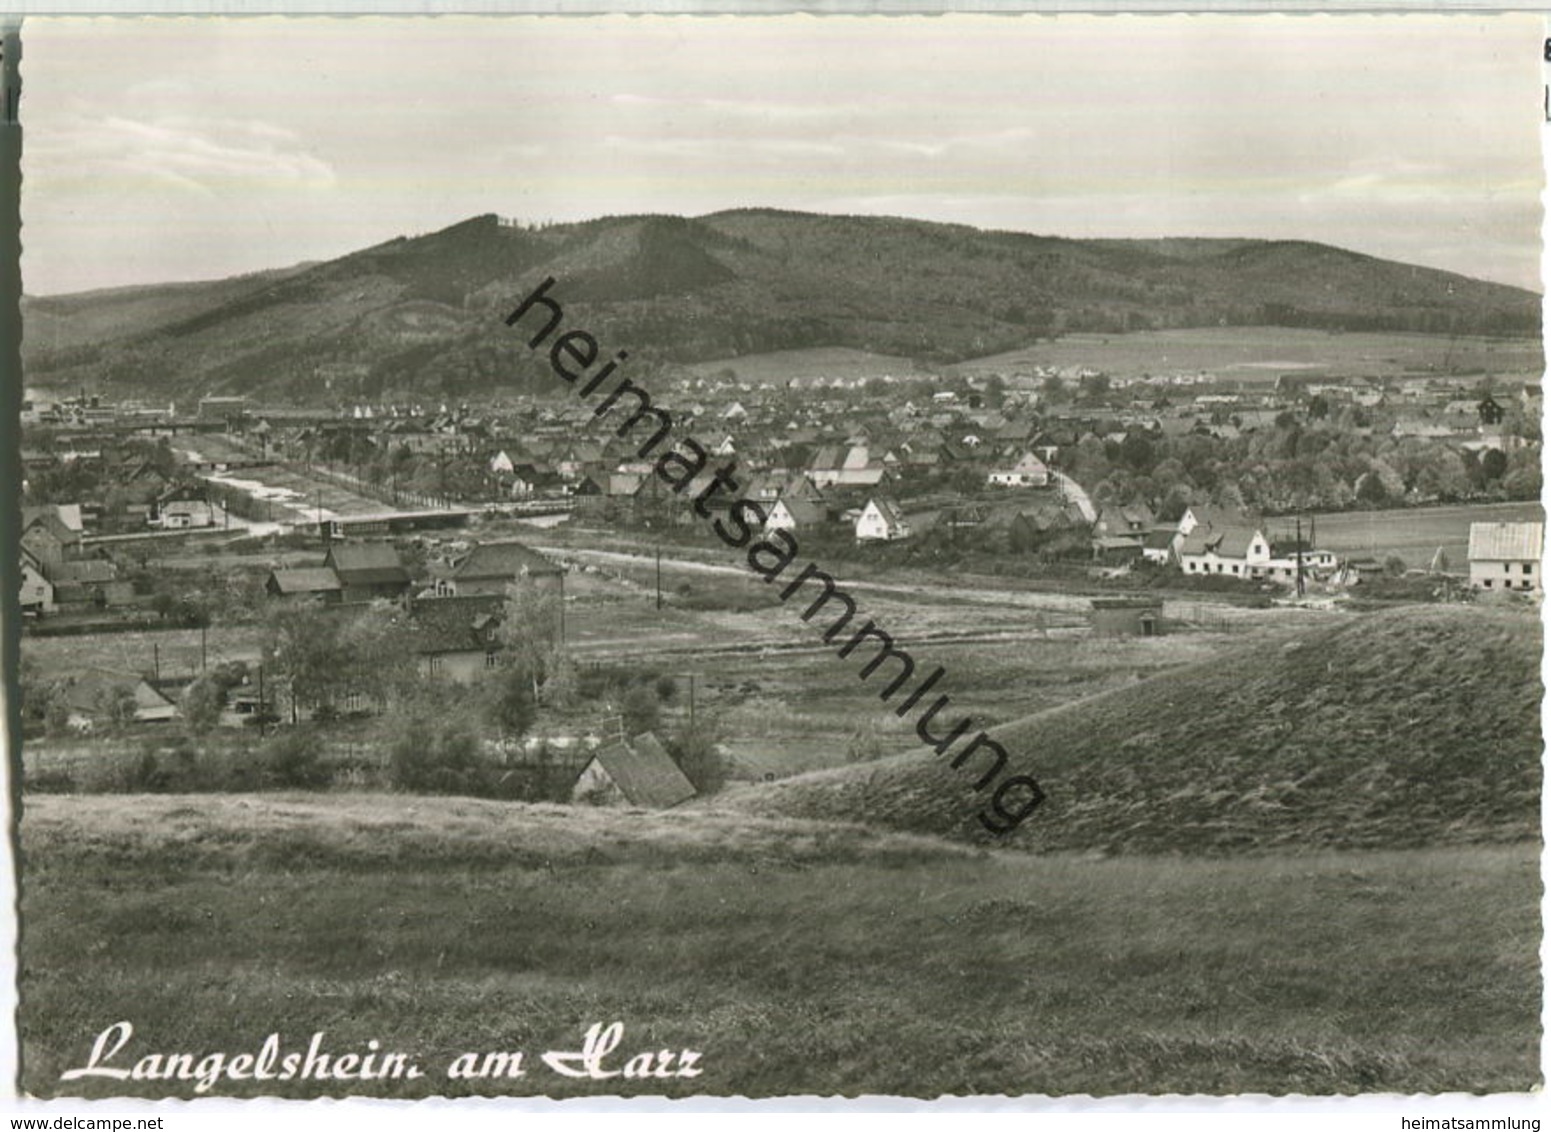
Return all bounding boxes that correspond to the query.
[17,209,1546,1099]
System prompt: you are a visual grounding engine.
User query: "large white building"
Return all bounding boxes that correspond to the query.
[1467,522,1543,593]
[1179,525,1337,584]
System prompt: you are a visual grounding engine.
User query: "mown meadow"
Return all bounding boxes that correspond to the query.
[20,794,1541,1099]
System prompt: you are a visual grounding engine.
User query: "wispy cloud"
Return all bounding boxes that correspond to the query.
[27,111,336,195]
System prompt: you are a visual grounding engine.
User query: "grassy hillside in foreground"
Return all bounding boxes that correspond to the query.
[730,605,1542,854]
[19,795,1540,1097]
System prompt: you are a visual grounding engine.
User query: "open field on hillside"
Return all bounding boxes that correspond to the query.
[682,346,923,385]
[742,605,1542,853]
[951,328,1543,381]
[1298,501,1546,569]
[20,794,1540,1099]
[21,625,265,683]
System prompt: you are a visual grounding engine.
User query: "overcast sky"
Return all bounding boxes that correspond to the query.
[18,14,1547,295]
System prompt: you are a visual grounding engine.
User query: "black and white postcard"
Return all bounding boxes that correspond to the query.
[6,12,1545,1110]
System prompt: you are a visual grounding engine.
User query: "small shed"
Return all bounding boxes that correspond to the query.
[572,732,696,809]
[1090,596,1165,638]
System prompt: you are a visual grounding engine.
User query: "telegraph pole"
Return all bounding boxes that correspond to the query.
[552,573,564,645]
[655,544,663,610]
[1295,516,1306,598]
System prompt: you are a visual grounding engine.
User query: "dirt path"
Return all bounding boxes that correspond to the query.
[539,544,1101,613]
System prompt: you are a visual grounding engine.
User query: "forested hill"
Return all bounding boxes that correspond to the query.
[22,210,1542,404]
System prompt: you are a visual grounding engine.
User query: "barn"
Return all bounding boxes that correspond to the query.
[572,733,696,809]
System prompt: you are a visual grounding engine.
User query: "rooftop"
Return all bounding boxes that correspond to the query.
[1468,521,1544,563]
[589,732,697,809]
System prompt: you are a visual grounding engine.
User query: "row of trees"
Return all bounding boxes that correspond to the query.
[1061,424,1541,517]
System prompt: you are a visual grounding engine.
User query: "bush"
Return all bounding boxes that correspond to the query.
[485,665,537,740]
[182,677,225,736]
[665,720,730,796]
[24,769,76,794]
[390,720,484,795]
[389,718,439,792]
[845,720,890,764]
[620,684,661,737]
[121,739,197,793]
[259,729,331,789]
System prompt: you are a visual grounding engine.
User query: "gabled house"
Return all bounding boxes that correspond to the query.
[429,539,562,597]
[1177,504,1253,539]
[1094,503,1156,540]
[51,557,132,607]
[60,669,179,730]
[1468,521,1543,593]
[765,496,827,534]
[809,444,885,489]
[572,732,696,809]
[571,474,608,519]
[1006,501,1088,555]
[324,542,413,603]
[19,549,54,614]
[855,497,911,542]
[156,483,216,529]
[986,450,1051,488]
[1179,526,1337,584]
[408,595,506,681]
[21,505,82,570]
[778,474,828,508]
[264,567,344,603]
[1141,529,1179,565]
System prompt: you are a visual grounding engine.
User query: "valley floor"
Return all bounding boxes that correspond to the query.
[19,794,1541,1099]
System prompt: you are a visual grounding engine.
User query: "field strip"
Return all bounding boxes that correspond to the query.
[541,545,1098,612]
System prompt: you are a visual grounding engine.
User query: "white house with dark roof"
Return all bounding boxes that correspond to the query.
[19,552,54,614]
[986,450,1051,488]
[1179,525,1337,584]
[809,444,885,488]
[765,496,827,535]
[855,497,911,542]
[1468,521,1543,593]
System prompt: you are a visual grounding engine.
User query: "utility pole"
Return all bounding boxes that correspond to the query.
[558,572,567,649]
[152,642,160,682]
[655,543,663,610]
[257,663,266,738]
[1295,516,1306,598]
[200,623,208,673]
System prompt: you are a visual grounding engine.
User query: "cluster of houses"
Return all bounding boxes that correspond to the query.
[19,504,133,616]
[265,535,566,682]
